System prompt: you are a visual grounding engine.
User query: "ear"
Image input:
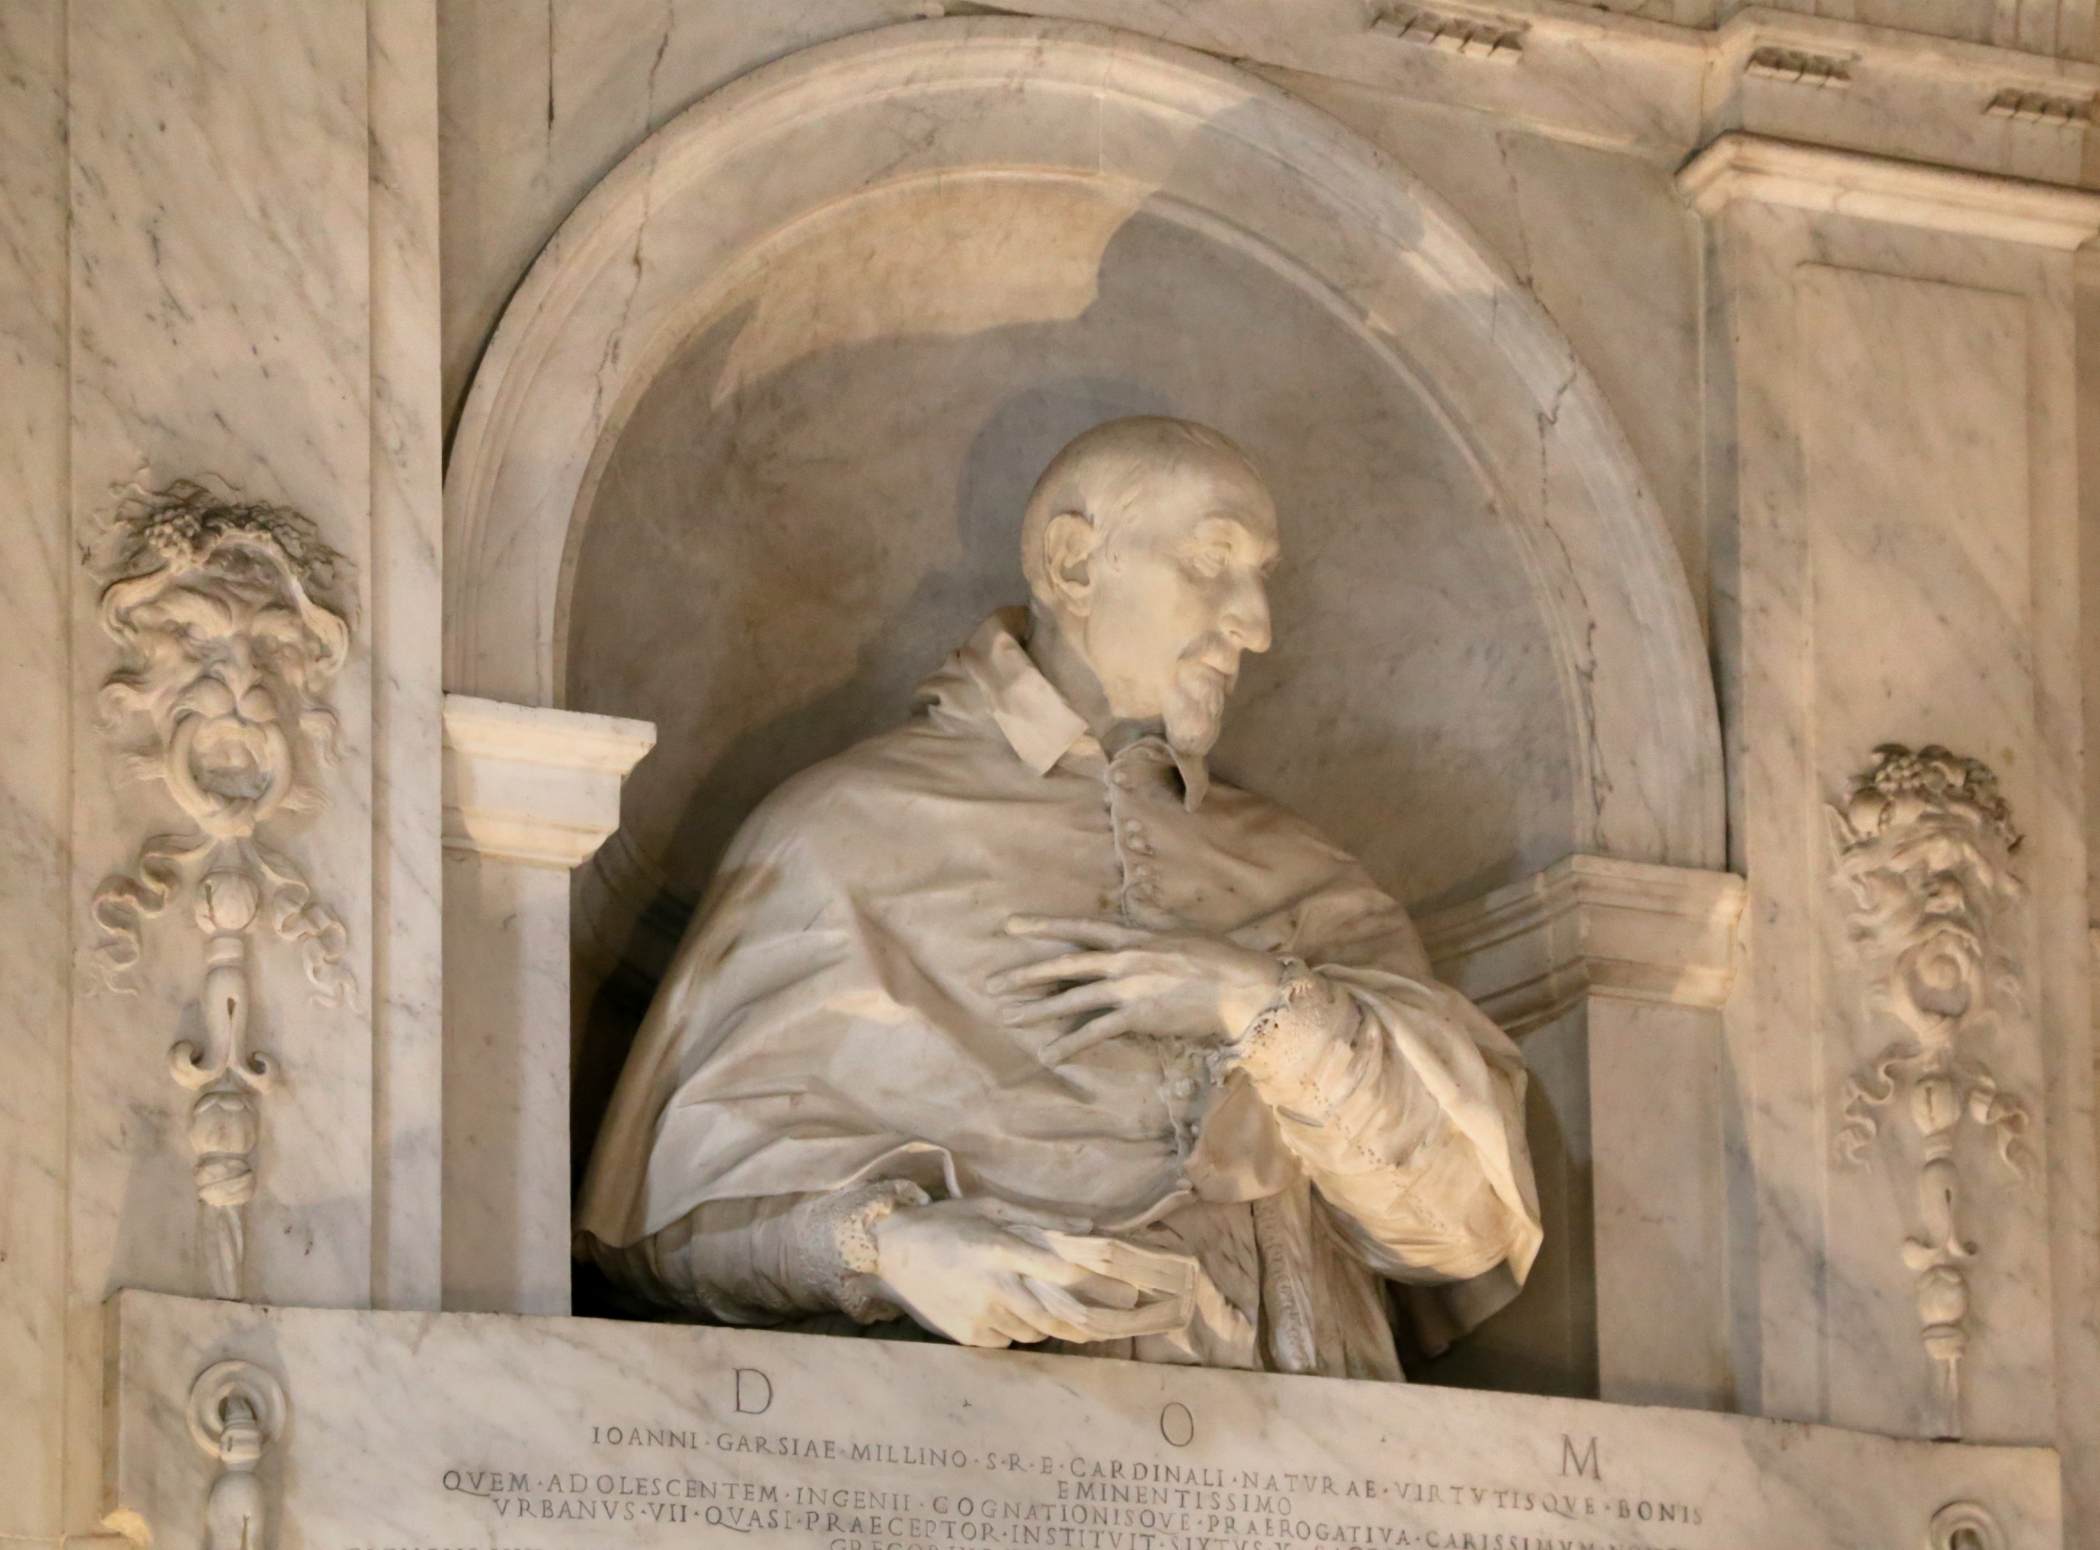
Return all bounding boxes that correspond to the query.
[1040,511,1100,617]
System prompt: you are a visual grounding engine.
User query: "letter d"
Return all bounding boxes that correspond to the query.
[736,1368,773,1415]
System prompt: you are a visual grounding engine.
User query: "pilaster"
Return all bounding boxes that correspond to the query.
[1421,856,1746,1408]
[0,6,446,1543]
[1681,128,2099,1491]
[439,695,653,1314]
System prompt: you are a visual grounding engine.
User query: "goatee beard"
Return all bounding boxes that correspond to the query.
[1163,665,1226,811]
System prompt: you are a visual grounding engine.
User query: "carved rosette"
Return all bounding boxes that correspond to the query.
[1828,744,2032,1440]
[90,482,355,1300]
[188,1358,288,1550]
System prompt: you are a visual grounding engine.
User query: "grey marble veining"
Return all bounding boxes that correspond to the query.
[108,1291,2059,1550]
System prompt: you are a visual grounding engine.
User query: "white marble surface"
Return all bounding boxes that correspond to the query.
[577,418,1542,1370]
[565,169,1578,946]
[443,696,656,870]
[1690,115,2099,1526]
[447,22,1723,1046]
[65,0,377,1314]
[106,1289,2060,1550]
[1418,857,1745,1034]
[368,0,447,1316]
[442,851,577,1317]
[436,0,931,436]
[0,3,446,1543]
[1680,133,2100,248]
[0,2,73,1540]
[1418,859,1743,1411]
[436,3,2100,433]
[440,696,653,1315]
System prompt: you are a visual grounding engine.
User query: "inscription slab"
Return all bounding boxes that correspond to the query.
[107,1292,2058,1550]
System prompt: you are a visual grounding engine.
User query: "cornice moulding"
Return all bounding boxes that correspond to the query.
[1676,132,2100,247]
[1418,854,1746,1034]
[1715,8,2100,95]
[441,695,656,869]
[1019,0,2097,185]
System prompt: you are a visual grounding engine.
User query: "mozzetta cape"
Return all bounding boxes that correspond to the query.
[578,613,1542,1360]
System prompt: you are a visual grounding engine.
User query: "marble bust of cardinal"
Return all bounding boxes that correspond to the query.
[579,417,1540,1379]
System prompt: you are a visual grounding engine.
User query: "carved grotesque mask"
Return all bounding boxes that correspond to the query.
[98,487,350,840]
[1828,745,2020,1037]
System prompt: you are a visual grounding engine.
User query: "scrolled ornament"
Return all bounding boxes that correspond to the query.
[88,481,355,1300]
[187,1358,287,1550]
[1828,744,2032,1439]
[1927,1500,2006,1550]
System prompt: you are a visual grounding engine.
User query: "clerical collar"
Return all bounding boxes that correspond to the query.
[943,611,1212,809]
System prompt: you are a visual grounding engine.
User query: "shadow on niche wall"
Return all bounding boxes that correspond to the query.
[557,157,1585,1394]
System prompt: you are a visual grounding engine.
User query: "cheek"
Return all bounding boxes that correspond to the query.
[1111,556,1207,627]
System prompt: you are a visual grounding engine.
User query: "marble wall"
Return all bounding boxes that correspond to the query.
[7,1,2100,1547]
[1686,133,2100,1508]
[0,2,444,1540]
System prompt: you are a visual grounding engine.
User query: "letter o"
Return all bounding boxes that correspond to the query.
[1159,1403,1195,1448]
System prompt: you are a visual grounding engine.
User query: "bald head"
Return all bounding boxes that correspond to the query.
[1019,418,1272,602]
[1017,418,1279,768]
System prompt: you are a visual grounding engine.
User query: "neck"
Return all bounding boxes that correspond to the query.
[1024,607,1159,753]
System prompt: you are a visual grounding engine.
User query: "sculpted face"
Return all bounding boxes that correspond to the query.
[1029,421,1279,761]
[1829,746,2021,1038]
[1841,821,2002,1022]
[102,532,349,839]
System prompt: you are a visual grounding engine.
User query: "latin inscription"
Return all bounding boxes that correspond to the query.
[374,1368,1705,1550]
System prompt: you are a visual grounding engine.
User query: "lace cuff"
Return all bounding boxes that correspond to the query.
[788,1180,931,1323]
[1221,957,1358,1105]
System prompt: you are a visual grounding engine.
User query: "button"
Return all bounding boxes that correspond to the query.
[1125,836,1154,856]
[1132,864,1159,884]
[1110,768,1135,789]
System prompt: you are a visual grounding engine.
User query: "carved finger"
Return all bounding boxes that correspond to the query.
[999,1276,1100,1344]
[1004,915,1151,949]
[999,978,1131,1024]
[987,951,1127,994]
[1002,1239,1144,1307]
[1027,1233,1200,1298]
[1041,1008,1144,1064]
[990,1275,1073,1342]
[974,1316,1030,1347]
[1026,1276,1193,1341]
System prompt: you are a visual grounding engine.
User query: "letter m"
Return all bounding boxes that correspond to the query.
[1559,1436,1600,1483]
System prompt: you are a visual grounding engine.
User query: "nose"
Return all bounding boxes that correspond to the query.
[215,638,256,695]
[211,641,278,722]
[1222,574,1272,655]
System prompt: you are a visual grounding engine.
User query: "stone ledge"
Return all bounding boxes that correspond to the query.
[103,1287,2058,1549]
[1676,131,2100,247]
[440,694,656,869]
[1418,855,1745,1034]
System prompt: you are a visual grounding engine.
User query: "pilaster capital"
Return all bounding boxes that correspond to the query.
[440,695,655,869]
[1418,854,1746,1034]
[1677,132,2100,249]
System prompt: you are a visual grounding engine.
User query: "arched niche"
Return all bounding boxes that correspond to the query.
[444,18,1723,994]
